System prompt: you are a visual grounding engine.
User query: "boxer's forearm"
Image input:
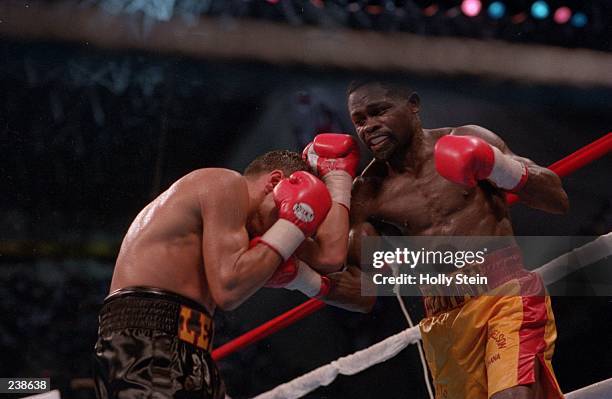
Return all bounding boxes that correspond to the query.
[319,223,378,313]
[297,203,349,274]
[211,246,281,311]
[515,163,569,214]
[323,266,376,313]
[299,133,359,273]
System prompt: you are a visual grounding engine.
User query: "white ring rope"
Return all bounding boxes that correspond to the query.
[566,378,612,399]
[253,325,422,399]
[534,233,612,287]
[392,264,435,399]
[253,233,612,399]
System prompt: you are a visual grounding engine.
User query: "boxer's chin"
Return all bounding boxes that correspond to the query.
[372,142,397,161]
[246,214,263,238]
[248,210,275,237]
[245,218,257,238]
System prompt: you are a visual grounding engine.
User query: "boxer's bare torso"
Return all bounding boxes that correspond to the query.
[110,169,241,314]
[347,82,568,399]
[347,83,567,253]
[352,128,512,238]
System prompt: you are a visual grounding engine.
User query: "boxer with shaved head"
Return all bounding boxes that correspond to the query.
[346,80,568,399]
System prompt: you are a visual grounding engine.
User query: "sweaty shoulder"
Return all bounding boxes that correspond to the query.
[351,159,385,221]
[448,125,508,151]
[183,168,248,203]
[354,159,386,196]
[360,158,387,179]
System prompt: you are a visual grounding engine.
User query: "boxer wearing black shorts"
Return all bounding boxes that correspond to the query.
[94,287,223,399]
[94,146,373,399]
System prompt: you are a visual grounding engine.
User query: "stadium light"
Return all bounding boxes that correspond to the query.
[571,12,588,28]
[461,0,482,17]
[488,2,506,20]
[531,1,550,20]
[553,7,571,24]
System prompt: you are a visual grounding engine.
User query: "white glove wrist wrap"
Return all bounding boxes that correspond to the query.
[284,260,324,297]
[489,146,527,191]
[261,219,305,261]
[322,171,352,210]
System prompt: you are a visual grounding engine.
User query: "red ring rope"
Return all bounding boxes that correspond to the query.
[212,132,612,361]
[212,298,325,360]
[506,132,611,205]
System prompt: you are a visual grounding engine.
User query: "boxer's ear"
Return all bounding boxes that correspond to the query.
[264,170,284,193]
[408,92,420,113]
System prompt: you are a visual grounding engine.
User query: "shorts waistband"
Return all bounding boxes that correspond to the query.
[99,286,214,351]
[421,246,527,316]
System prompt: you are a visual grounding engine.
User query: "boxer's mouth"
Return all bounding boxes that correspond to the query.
[367,134,390,150]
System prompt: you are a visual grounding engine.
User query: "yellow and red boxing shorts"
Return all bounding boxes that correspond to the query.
[419,247,564,399]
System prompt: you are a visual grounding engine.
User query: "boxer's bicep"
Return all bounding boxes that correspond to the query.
[347,221,379,268]
[511,156,569,213]
[199,175,251,305]
[348,179,379,267]
[453,125,509,152]
[199,174,282,310]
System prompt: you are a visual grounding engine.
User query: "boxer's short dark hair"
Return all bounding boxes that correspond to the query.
[244,150,309,177]
[347,79,414,101]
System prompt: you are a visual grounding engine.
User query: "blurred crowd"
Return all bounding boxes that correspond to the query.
[67,0,612,51]
[1,28,611,398]
[0,262,109,397]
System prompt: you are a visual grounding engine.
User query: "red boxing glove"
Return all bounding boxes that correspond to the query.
[303,133,359,210]
[261,171,332,260]
[303,133,360,178]
[265,256,331,298]
[434,135,528,191]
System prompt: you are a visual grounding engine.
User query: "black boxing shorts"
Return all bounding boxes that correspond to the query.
[93,287,225,399]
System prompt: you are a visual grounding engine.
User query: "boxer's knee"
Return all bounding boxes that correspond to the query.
[491,385,534,399]
[491,360,543,399]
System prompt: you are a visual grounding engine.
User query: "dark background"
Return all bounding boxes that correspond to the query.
[1,2,612,398]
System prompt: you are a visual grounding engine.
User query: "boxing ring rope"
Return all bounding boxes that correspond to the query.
[566,378,612,399]
[506,132,611,205]
[212,132,611,362]
[20,378,612,399]
[212,297,325,360]
[253,232,612,399]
